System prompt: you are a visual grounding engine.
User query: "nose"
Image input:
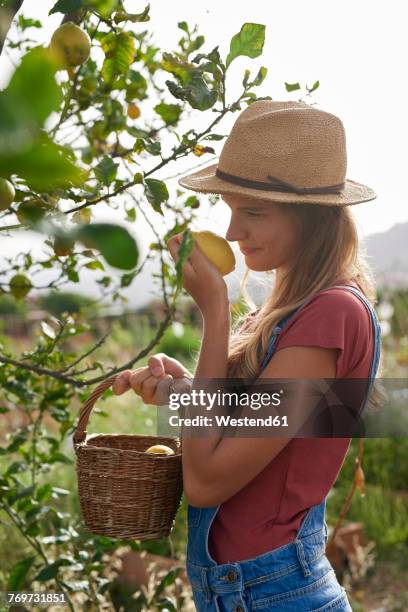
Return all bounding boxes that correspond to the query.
[225,215,248,243]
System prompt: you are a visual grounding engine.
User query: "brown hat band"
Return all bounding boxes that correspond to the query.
[216,168,345,195]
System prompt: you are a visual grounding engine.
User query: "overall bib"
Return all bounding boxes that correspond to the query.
[185,285,382,611]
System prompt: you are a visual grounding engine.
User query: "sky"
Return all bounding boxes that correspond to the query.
[0,0,407,306]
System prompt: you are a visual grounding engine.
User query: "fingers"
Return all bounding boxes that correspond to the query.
[148,354,165,377]
[140,373,173,405]
[129,368,152,395]
[155,374,174,405]
[112,370,133,395]
[112,368,153,396]
[149,353,191,379]
[172,376,193,394]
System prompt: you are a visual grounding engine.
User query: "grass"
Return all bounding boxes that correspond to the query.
[1,315,407,602]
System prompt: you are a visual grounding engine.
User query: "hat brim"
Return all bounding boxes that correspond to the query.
[178,163,377,206]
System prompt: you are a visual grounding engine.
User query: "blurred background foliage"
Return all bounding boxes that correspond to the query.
[0,0,407,609]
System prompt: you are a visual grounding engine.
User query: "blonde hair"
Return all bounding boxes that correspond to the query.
[226,202,385,410]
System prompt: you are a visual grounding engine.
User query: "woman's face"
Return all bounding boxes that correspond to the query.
[223,194,302,272]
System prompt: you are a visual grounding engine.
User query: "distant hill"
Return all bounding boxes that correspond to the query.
[364,222,408,287]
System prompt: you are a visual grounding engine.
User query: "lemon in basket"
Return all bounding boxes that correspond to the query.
[145,444,175,455]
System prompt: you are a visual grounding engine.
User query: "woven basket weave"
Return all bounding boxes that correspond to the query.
[73,374,183,540]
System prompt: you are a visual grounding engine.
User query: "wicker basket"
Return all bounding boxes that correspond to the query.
[73,374,183,540]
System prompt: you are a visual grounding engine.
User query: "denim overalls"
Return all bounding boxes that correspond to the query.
[185,285,382,611]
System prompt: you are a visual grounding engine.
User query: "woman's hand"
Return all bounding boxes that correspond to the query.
[112,353,193,406]
[167,232,229,318]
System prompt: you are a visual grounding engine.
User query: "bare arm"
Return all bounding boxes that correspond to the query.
[183,343,338,507]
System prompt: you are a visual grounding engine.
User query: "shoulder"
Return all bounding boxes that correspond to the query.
[282,286,371,334]
[275,285,374,365]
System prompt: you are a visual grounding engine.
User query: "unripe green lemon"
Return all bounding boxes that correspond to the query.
[9,274,32,300]
[50,22,91,68]
[191,230,235,276]
[0,178,15,211]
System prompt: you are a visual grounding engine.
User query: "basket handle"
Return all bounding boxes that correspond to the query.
[73,374,119,445]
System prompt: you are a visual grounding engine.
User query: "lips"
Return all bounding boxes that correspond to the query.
[240,247,259,255]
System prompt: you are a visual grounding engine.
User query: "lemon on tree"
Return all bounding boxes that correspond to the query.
[50,22,91,68]
[9,274,32,300]
[16,200,49,225]
[191,230,235,276]
[0,178,15,211]
[127,104,141,119]
[53,236,75,257]
[145,444,175,455]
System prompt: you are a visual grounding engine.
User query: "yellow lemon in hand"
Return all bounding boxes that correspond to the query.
[191,230,235,276]
[50,22,91,68]
[145,444,175,455]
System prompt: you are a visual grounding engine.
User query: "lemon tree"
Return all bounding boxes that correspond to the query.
[0,2,288,608]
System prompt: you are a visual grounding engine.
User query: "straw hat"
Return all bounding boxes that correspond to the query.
[178,100,377,206]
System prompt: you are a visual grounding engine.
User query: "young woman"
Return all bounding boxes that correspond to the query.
[113,101,382,611]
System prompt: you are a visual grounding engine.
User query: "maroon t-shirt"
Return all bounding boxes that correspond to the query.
[208,281,375,564]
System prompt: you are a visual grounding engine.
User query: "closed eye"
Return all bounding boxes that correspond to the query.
[245,211,262,217]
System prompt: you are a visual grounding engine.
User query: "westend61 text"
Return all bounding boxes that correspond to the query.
[169,415,289,427]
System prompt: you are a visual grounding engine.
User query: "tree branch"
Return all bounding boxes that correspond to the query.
[0,0,24,57]
[0,305,176,387]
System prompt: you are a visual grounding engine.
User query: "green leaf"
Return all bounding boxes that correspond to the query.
[203,133,226,141]
[178,21,189,33]
[6,461,27,475]
[156,598,177,612]
[49,0,83,15]
[49,451,73,464]
[161,53,195,85]
[166,74,217,111]
[94,155,118,186]
[184,195,199,208]
[125,70,148,102]
[7,557,36,591]
[226,23,266,69]
[308,80,320,93]
[88,0,119,18]
[73,223,139,270]
[34,558,73,582]
[0,140,86,191]
[126,207,136,222]
[84,260,105,270]
[134,138,161,156]
[154,103,182,125]
[144,178,168,215]
[114,4,150,23]
[8,485,36,506]
[285,81,301,92]
[175,230,193,291]
[3,46,61,128]
[101,32,135,84]
[251,66,268,87]
[36,483,52,502]
[17,16,42,29]
[155,567,184,597]
[242,69,251,88]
